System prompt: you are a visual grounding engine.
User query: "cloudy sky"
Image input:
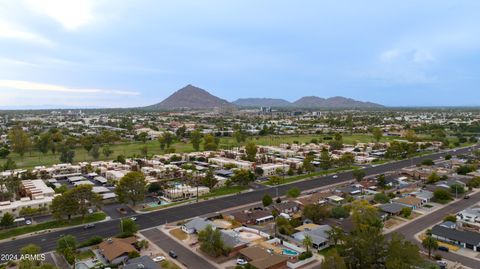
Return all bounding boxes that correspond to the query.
[1,0,480,108]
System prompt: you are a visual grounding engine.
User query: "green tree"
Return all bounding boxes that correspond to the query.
[450,183,465,195]
[262,193,273,206]
[230,169,255,186]
[372,127,383,142]
[115,171,147,206]
[0,146,10,159]
[203,134,219,151]
[320,148,332,170]
[198,225,229,257]
[19,244,42,269]
[352,169,365,182]
[57,235,77,264]
[120,218,139,237]
[102,145,113,158]
[90,144,100,160]
[190,130,202,151]
[422,235,438,258]
[302,204,330,223]
[0,212,14,227]
[433,189,452,202]
[245,142,257,162]
[50,191,79,220]
[373,193,390,204]
[286,187,301,198]
[70,184,102,219]
[401,207,412,218]
[58,143,75,163]
[36,132,53,155]
[8,125,31,157]
[202,169,218,189]
[385,233,422,268]
[2,158,16,171]
[303,154,315,173]
[302,234,313,253]
[331,206,350,219]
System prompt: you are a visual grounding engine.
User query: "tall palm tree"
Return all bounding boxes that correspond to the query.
[422,235,438,258]
[302,234,313,253]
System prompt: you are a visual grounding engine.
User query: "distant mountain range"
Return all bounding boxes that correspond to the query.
[146,84,384,110]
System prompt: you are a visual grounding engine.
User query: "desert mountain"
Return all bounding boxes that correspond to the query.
[146,84,233,110]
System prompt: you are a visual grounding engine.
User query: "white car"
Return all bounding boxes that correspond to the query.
[236,259,248,265]
[130,216,137,221]
[25,220,32,225]
[332,175,338,179]
[153,256,165,262]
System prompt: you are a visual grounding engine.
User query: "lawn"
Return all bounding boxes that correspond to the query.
[160,260,181,269]
[76,250,95,260]
[169,228,187,241]
[0,212,106,240]
[0,134,392,169]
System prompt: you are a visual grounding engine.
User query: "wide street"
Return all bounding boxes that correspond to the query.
[390,190,480,268]
[0,144,479,256]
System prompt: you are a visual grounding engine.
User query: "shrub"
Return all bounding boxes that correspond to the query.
[331,206,350,219]
[298,251,313,260]
[373,193,390,204]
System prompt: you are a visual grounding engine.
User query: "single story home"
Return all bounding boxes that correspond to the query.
[181,217,215,234]
[378,203,408,216]
[431,225,480,252]
[98,237,138,264]
[394,196,423,210]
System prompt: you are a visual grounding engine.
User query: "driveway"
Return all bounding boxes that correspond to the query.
[141,228,215,269]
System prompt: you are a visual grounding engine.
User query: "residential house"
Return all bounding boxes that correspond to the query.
[431,225,480,252]
[394,196,423,209]
[124,256,160,269]
[378,203,408,216]
[272,201,300,215]
[292,224,332,250]
[181,217,215,234]
[238,246,288,269]
[98,237,138,264]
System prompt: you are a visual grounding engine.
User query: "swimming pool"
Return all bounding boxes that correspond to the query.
[282,248,299,256]
[146,198,170,207]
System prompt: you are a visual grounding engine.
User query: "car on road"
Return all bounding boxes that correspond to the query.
[236,258,248,265]
[83,223,95,229]
[168,251,177,259]
[332,175,338,179]
[153,256,165,262]
[25,220,32,225]
[464,195,470,199]
[130,216,137,221]
[438,246,449,252]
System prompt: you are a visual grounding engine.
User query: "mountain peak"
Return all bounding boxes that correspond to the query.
[146,85,233,110]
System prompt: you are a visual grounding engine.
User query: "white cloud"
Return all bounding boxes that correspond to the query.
[0,18,53,45]
[380,49,401,62]
[24,0,95,30]
[0,80,139,96]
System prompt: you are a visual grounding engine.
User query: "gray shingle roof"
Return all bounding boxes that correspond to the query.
[431,225,480,246]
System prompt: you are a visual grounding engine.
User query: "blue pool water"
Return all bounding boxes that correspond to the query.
[282,249,299,256]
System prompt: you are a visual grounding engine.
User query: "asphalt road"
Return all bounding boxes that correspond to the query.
[1,144,478,256]
[141,228,213,269]
[389,191,480,268]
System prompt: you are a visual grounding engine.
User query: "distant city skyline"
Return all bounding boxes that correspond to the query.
[1,1,480,108]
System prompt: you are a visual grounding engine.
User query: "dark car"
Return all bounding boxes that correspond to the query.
[464,195,470,199]
[438,246,449,252]
[83,223,95,229]
[168,251,178,259]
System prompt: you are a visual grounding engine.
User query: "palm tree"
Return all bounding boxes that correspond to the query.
[302,235,313,253]
[422,235,438,258]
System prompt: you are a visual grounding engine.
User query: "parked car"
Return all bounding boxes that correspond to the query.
[236,258,248,265]
[153,256,165,262]
[83,223,95,229]
[168,251,177,259]
[332,175,338,179]
[130,216,137,221]
[25,220,32,225]
[438,246,449,252]
[88,208,94,214]
[464,195,470,199]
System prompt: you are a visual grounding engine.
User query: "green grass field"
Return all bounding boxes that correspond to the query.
[0,134,398,169]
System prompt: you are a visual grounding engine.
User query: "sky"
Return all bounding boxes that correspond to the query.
[1,0,480,108]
